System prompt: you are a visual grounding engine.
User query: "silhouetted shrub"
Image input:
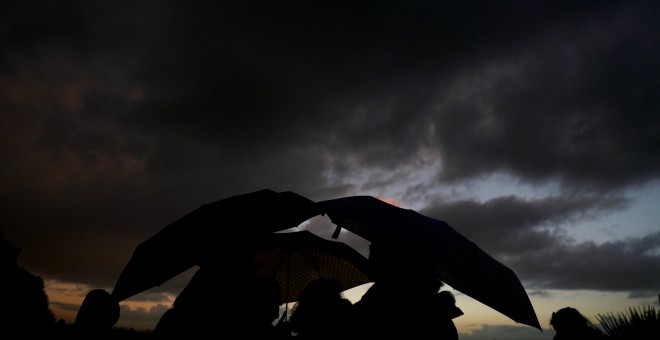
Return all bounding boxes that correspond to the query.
[596,304,660,339]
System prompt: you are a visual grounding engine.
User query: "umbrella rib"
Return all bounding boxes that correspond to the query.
[284,249,291,319]
[268,246,293,317]
[302,248,326,277]
[286,249,291,306]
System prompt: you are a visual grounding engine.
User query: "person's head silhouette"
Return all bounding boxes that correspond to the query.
[75,289,120,334]
[435,290,464,319]
[550,307,604,339]
[290,278,352,338]
[551,307,589,332]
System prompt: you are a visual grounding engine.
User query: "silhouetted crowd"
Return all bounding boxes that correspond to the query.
[146,240,463,339]
[2,230,658,339]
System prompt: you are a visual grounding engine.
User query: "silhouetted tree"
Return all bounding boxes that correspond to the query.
[0,230,55,336]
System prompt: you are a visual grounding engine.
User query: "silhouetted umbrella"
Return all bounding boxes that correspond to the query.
[251,230,372,305]
[318,195,541,331]
[112,189,322,301]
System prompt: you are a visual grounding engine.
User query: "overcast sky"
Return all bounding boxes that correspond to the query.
[1,0,659,337]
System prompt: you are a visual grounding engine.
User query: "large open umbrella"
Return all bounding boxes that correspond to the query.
[112,189,322,301]
[251,230,372,305]
[318,195,541,331]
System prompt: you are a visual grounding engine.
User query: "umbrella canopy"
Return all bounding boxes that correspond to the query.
[250,230,372,305]
[318,195,541,331]
[112,189,322,301]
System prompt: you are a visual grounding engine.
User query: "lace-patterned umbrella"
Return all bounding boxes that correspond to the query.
[251,230,372,305]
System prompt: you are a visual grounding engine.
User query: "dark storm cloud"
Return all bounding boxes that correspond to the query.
[423,196,660,294]
[313,0,660,193]
[520,232,660,293]
[423,195,631,254]
[4,0,657,197]
[1,0,658,305]
[431,22,660,192]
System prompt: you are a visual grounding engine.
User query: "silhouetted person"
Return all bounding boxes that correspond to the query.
[433,290,463,340]
[350,241,452,338]
[152,307,179,337]
[236,277,290,339]
[74,288,120,339]
[153,257,260,338]
[289,278,352,339]
[153,266,228,337]
[0,230,55,336]
[550,307,607,340]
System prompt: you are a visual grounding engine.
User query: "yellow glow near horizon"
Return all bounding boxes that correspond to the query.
[44,279,656,334]
[44,279,174,330]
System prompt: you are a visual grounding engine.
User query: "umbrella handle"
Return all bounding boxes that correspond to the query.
[331,225,341,239]
[279,309,288,323]
[285,250,291,320]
